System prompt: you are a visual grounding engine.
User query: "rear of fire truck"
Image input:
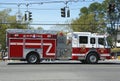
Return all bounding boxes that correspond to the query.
[6,29,59,63]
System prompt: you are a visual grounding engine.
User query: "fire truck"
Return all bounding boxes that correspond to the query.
[6,29,111,64]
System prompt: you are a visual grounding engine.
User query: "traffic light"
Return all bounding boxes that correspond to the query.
[67,9,70,17]
[111,3,115,12]
[24,13,27,21]
[61,7,66,17]
[107,3,115,13]
[29,12,32,21]
[107,3,112,13]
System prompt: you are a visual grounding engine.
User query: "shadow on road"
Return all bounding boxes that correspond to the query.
[7,61,120,65]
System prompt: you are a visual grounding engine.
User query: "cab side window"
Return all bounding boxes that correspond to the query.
[79,36,88,44]
[90,38,95,44]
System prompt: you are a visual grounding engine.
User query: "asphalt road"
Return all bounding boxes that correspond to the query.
[0,60,120,81]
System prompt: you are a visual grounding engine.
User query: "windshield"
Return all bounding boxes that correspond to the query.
[98,38,105,46]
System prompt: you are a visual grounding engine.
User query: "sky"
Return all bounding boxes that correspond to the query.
[0,0,103,30]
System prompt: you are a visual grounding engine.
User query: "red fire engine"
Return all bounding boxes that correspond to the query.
[6,29,111,64]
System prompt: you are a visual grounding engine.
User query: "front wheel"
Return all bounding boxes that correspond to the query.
[86,53,98,64]
[27,53,40,64]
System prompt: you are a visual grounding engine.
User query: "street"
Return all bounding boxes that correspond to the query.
[0,60,120,81]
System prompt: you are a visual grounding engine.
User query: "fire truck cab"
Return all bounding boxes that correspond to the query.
[68,32,111,63]
[6,29,111,64]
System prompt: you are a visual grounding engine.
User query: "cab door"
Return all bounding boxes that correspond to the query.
[90,37,96,48]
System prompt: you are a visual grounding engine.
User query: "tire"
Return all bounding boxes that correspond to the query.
[86,53,98,64]
[27,53,40,64]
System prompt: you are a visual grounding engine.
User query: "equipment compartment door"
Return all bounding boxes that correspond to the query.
[56,35,72,60]
[43,39,56,58]
[9,39,23,58]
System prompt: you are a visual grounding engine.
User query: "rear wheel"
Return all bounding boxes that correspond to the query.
[27,53,40,64]
[86,53,98,64]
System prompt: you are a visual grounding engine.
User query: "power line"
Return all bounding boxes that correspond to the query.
[0,6,80,11]
[0,0,96,11]
[0,22,108,25]
[0,1,76,6]
[0,0,97,6]
[25,0,95,2]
